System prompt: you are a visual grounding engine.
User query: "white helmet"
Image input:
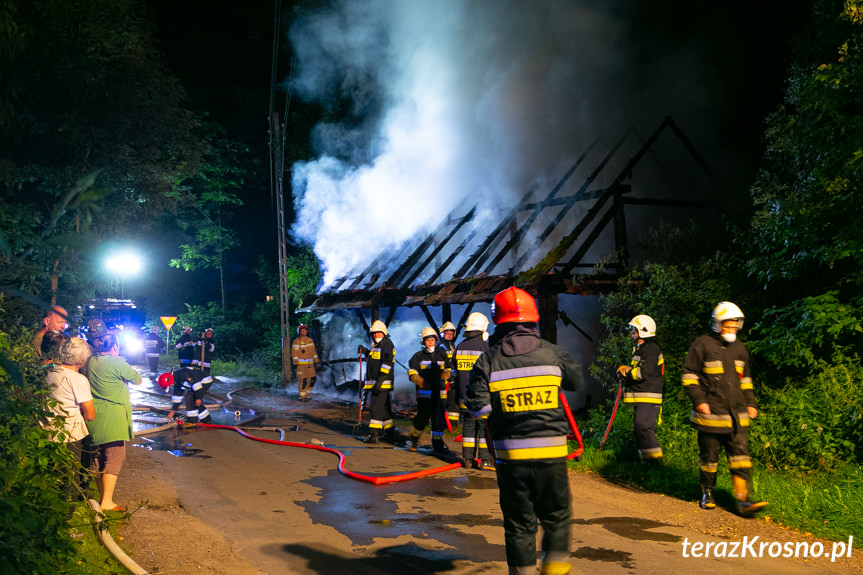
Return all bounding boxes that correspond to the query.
[420,326,438,341]
[439,321,456,335]
[628,315,656,338]
[369,320,388,336]
[465,312,489,333]
[712,301,744,332]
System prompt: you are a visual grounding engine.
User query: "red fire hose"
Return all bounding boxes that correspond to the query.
[599,380,623,450]
[559,391,584,460]
[197,423,462,484]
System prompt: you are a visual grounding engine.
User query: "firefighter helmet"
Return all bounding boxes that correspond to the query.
[711,301,745,332]
[182,325,192,333]
[491,286,539,324]
[297,323,309,335]
[420,326,437,341]
[369,320,388,336]
[466,312,489,332]
[150,325,160,333]
[440,321,456,334]
[628,315,656,338]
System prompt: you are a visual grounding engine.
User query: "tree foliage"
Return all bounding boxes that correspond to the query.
[750,0,863,290]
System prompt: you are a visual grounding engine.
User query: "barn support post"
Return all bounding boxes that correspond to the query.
[537,289,559,344]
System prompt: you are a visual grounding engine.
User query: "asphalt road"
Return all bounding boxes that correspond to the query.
[117,382,858,574]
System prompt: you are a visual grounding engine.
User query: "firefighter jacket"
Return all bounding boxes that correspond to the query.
[465,323,582,462]
[454,330,488,409]
[192,336,215,371]
[439,338,456,400]
[622,338,663,404]
[175,333,195,363]
[144,333,166,359]
[291,335,319,377]
[408,347,451,399]
[364,335,395,393]
[682,333,756,434]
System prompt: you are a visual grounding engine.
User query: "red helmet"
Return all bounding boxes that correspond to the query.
[491,286,539,324]
[157,372,174,389]
[297,323,309,335]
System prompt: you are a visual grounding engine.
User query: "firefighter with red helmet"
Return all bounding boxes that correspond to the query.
[466,286,582,575]
[359,320,396,443]
[455,312,492,470]
[616,314,664,462]
[406,326,452,454]
[683,301,767,516]
[292,323,320,401]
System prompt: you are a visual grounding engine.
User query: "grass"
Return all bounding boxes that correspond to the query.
[568,427,863,547]
[67,502,126,574]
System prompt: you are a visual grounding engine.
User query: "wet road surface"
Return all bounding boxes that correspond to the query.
[120,376,849,574]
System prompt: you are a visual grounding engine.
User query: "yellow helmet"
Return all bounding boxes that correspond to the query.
[369,320,388,336]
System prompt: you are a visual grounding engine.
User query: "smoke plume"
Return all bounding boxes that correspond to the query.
[288,1,734,287]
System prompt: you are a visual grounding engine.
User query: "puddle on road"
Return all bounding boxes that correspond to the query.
[133,434,211,458]
[300,469,504,560]
[572,516,681,542]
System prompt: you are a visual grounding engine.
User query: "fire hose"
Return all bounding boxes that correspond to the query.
[599,376,624,450]
[197,423,462,484]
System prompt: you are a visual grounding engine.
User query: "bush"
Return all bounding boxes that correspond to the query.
[0,328,83,572]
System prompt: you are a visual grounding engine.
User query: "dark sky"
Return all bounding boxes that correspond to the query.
[145,1,812,291]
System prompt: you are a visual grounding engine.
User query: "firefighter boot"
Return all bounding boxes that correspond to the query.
[700,488,716,510]
[733,475,768,517]
[363,431,379,444]
[383,427,395,444]
[406,431,422,452]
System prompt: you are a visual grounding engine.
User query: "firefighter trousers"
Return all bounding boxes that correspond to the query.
[296,367,316,401]
[633,403,662,460]
[698,428,751,488]
[497,459,571,571]
[411,394,446,450]
[367,389,394,438]
[461,412,491,463]
[147,355,159,378]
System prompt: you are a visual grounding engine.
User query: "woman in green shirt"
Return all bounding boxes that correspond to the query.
[85,333,142,512]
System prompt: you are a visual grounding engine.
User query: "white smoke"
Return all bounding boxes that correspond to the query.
[288,1,730,287]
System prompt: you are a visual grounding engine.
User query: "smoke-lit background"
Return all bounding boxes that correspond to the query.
[286,0,775,287]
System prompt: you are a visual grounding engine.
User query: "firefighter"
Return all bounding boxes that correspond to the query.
[406,327,452,454]
[292,324,320,401]
[455,312,493,470]
[166,367,214,425]
[466,287,582,575]
[359,320,395,443]
[144,326,166,382]
[616,315,664,462]
[174,326,195,367]
[439,321,460,429]
[682,301,767,516]
[192,328,215,374]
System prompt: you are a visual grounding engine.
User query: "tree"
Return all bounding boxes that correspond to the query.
[749,0,863,292]
[168,129,246,309]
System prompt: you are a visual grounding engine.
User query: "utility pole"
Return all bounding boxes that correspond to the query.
[272,112,292,386]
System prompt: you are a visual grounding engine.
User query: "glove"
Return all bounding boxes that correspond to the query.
[315,363,322,370]
[358,345,369,355]
[372,383,382,396]
[440,368,452,382]
[409,373,426,389]
[617,365,631,378]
